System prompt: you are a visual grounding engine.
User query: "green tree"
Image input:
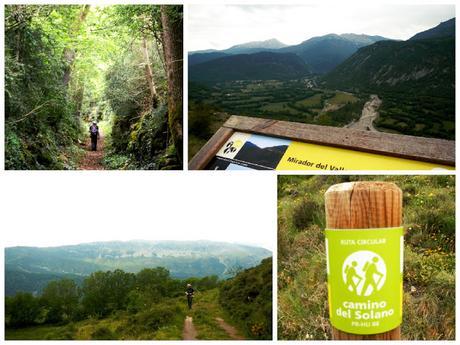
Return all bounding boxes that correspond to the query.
[82,269,135,317]
[41,279,80,323]
[5,292,41,327]
[160,5,183,163]
[135,267,173,302]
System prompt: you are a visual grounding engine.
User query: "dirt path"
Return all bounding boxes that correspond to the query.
[346,94,382,131]
[78,135,105,170]
[182,316,198,340]
[215,317,245,340]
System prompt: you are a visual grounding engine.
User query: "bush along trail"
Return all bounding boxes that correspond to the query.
[5,258,272,340]
[5,5,183,170]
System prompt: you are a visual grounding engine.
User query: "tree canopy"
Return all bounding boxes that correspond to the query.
[5,5,183,170]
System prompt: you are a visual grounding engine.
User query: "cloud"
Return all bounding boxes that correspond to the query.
[188,4,455,51]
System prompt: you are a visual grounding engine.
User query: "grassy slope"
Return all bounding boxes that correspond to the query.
[5,289,244,340]
[278,175,455,340]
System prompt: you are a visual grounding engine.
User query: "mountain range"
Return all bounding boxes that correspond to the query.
[189,52,310,84]
[5,240,272,296]
[189,34,390,74]
[323,18,455,96]
[189,18,454,85]
[409,17,455,41]
[278,33,389,74]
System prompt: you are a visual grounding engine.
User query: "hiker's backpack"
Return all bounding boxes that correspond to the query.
[90,125,98,136]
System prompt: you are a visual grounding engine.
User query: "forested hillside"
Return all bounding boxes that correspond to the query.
[220,257,272,339]
[323,19,455,139]
[5,5,183,170]
[6,240,271,296]
[189,52,310,84]
[5,258,272,340]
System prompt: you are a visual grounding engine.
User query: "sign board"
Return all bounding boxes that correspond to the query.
[205,131,453,170]
[325,227,403,335]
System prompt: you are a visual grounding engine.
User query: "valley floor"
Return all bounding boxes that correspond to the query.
[345,94,382,131]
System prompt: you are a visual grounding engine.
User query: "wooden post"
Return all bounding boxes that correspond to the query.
[324,181,402,340]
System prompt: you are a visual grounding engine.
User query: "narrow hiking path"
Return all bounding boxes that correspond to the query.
[180,289,247,340]
[215,317,245,340]
[182,316,198,340]
[78,135,105,170]
[345,94,382,131]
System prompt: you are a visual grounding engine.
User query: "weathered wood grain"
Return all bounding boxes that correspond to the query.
[223,116,455,166]
[325,181,402,340]
[188,127,234,170]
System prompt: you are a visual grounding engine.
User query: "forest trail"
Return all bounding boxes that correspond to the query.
[78,135,105,170]
[182,316,197,340]
[215,317,245,340]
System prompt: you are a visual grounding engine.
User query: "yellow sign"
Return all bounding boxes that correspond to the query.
[276,141,452,171]
[207,132,453,170]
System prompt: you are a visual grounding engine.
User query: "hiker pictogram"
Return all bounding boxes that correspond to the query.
[223,141,238,154]
[342,250,386,296]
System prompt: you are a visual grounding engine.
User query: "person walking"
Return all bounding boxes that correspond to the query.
[344,260,362,294]
[89,121,99,151]
[186,283,194,310]
[361,256,384,296]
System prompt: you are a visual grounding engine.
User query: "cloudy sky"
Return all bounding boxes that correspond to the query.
[188,4,455,51]
[0,173,275,251]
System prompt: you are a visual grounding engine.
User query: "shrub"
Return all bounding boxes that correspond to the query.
[219,258,272,339]
[5,292,41,327]
[91,326,117,340]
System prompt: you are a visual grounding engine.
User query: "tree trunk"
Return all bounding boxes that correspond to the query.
[141,36,158,108]
[62,5,90,88]
[75,83,85,117]
[160,5,183,163]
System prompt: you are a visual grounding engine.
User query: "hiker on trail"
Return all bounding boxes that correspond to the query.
[361,256,384,296]
[344,260,362,294]
[186,283,194,310]
[89,121,99,151]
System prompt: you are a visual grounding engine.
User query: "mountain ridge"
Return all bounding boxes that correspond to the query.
[189,33,390,73]
[6,240,272,295]
[409,18,455,41]
[189,51,310,84]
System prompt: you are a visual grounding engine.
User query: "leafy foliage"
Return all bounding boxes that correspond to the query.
[4,5,183,169]
[4,263,269,340]
[219,257,273,339]
[40,279,80,323]
[5,5,83,169]
[82,269,136,317]
[5,292,42,328]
